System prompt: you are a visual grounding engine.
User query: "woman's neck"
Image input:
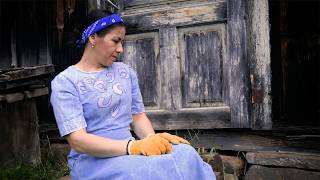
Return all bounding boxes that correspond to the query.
[75,52,106,72]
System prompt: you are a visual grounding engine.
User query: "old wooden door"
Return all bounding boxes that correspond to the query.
[120,0,251,130]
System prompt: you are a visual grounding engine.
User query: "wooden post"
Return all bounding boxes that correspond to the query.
[246,0,272,129]
[0,99,41,166]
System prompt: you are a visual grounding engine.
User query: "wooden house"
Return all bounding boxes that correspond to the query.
[0,0,319,179]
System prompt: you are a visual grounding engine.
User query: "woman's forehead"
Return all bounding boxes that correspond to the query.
[109,26,126,37]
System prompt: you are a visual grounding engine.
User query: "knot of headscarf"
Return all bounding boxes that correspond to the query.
[76,14,123,47]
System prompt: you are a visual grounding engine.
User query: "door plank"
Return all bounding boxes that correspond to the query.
[159,27,182,110]
[121,33,159,107]
[227,0,251,128]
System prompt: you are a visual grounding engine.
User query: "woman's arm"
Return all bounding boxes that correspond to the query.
[66,128,128,158]
[131,112,155,139]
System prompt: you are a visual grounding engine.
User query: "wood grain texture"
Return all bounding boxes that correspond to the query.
[246,0,272,130]
[121,33,159,107]
[227,0,251,128]
[193,131,320,153]
[123,0,227,33]
[147,106,231,130]
[246,151,320,171]
[179,25,226,107]
[244,165,320,180]
[159,27,182,110]
[0,99,41,166]
[0,65,54,82]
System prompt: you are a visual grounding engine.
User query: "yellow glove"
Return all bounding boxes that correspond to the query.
[129,135,172,156]
[155,132,190,145]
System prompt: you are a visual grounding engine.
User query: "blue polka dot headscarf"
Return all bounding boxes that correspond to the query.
[76,14,124,47]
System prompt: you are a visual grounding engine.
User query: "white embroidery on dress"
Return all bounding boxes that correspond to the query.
[106,71,115,83]
[112,82,123,95]
[97,95,112,108]
[94,80,107,93]
[118,68,129,79]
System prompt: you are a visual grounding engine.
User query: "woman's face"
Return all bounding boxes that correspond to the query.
[94,26,126,67]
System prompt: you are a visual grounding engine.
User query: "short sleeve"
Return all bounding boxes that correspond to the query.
[129,67,145,114]
[50,75,87,137]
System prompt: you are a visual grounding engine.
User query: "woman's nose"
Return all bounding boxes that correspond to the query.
[116,43,124,53]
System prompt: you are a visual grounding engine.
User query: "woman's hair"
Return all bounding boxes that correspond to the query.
[83,9,125,40]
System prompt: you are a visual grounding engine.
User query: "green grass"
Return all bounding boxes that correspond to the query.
[0,148,69,180]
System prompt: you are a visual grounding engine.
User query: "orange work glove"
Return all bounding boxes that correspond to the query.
[129,135,172,156]
[155,132,190,145]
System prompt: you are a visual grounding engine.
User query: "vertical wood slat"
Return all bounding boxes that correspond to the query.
[122,33,159,107]
[227,0,251,128]
[159,27,182,110]
[247,0,272,129]
[183,31,223,105]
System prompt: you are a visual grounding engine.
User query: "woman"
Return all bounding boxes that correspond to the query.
[50,10,216,180]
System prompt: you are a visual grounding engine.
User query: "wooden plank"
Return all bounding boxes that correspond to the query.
[246,151,320,171]
[244,165,320,180]
[0,87,48,103]
[122,33,159,107]
[0,64,54,82]
[147,107,231,130]
[246,0,272,129]
[192,131,320,153]
[227,0,251,128]
[159,27,182,110]
[123,1,227,32]
[124,0,188,8]
[179,24,226,108]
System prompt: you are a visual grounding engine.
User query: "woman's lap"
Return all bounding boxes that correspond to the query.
[71,144,215,180]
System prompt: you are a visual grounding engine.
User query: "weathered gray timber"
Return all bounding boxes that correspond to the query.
[123,0,227,33]
[246,0,272,129]
[0,65,54,82]
[122,0,245,129]
[179,24,227,108]
[121,32,159,107]
[159,27,182,110]
[227,0,251,128]
[0,99,41,166]
[244,165,320,180]
[147,107,230,130]
[193,131,320,153]
[246,151,320,171]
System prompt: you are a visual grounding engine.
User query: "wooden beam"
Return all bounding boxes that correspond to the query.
[227,0,251,128]
[244,165,320,180]
[147,107,231,130]
[246,0,272,129]
[123,0,227,32]
[0,87,48,103]
[0,64,54,82]
[246,151,320,171]
[192,131,320,153]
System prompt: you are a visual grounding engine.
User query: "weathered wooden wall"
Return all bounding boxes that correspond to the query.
[0,0,53,70]
[0,99,41,166]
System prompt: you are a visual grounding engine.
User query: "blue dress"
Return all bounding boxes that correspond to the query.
[50,62,216,180]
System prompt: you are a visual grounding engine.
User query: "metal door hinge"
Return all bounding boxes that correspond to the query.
[251,74,263,104]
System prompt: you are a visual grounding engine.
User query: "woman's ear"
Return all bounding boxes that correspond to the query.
[88,34,97,47]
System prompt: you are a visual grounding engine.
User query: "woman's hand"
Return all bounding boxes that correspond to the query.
[155,132,190,145]
[129,135,172,156]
